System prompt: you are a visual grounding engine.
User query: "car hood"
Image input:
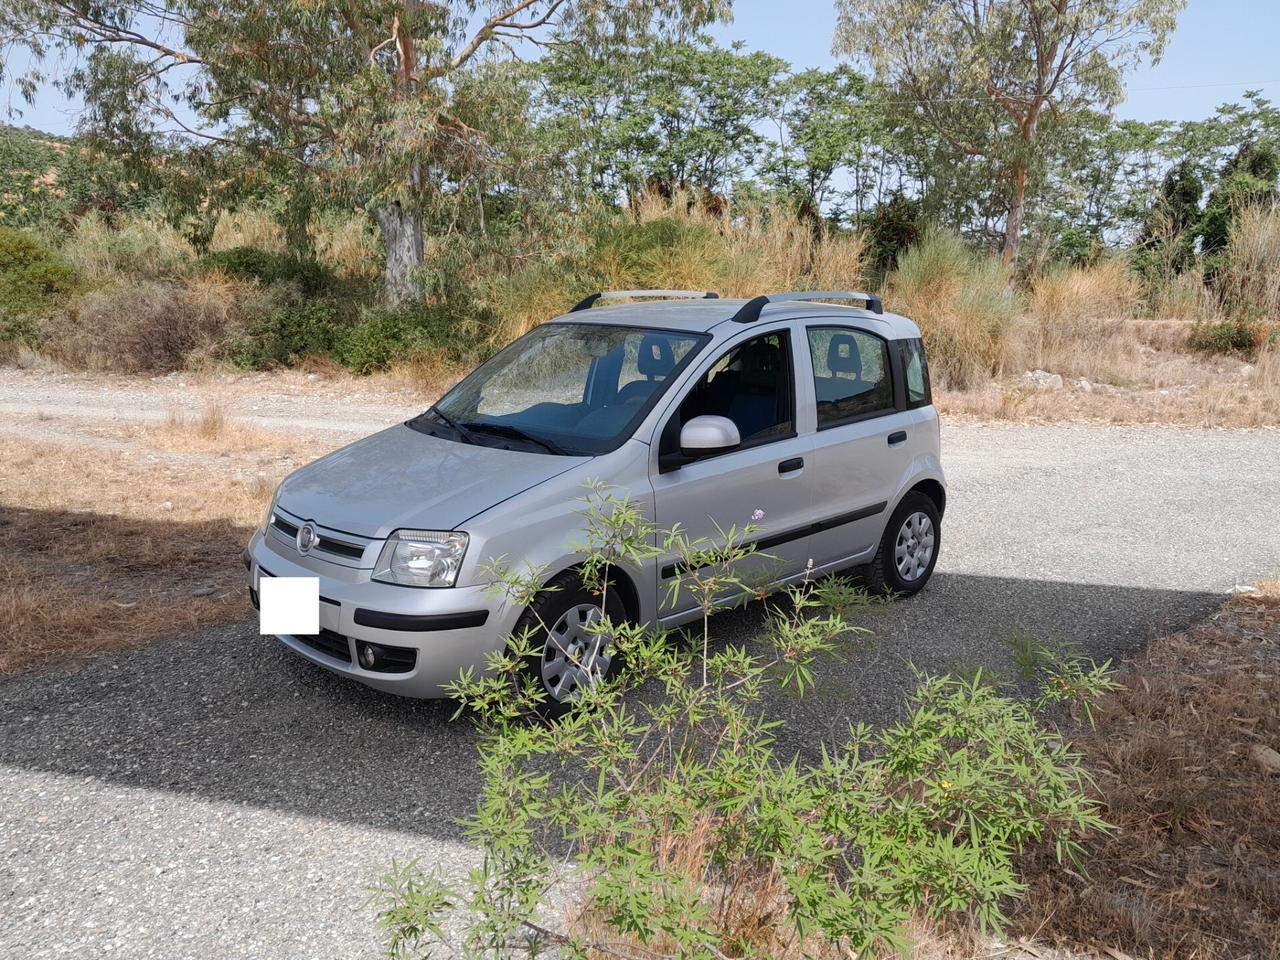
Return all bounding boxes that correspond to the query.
[276,424,588,539]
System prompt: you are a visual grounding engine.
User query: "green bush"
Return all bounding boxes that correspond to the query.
[1188,317,1277,357]
[222,302,346,369]
[371,487,1114,959]
[0,227,76,343]
[202,245,335,294]
[223,301,480,372]
[337,304,471,374]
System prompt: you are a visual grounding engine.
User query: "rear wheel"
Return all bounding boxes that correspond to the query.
[863,491,940,596]
[515,573,625,718]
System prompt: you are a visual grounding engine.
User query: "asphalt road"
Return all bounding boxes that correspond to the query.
[3,422,1278,958]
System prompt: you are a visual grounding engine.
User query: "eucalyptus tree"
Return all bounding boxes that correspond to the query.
[0,0,730,302]
[833,0,1185,264]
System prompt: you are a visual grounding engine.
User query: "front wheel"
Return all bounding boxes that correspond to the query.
[863,492,940,596]
[514,573,625,718]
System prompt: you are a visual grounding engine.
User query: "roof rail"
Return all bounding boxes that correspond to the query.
[570,290,720,313]
[731,290,884,323]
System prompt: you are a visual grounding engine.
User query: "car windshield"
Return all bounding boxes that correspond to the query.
[413,322,707,456]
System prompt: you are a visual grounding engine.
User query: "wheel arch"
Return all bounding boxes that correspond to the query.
[904,478,946,518]
[540,559,642,624]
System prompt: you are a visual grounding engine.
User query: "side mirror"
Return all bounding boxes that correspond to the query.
[679,415,740,455]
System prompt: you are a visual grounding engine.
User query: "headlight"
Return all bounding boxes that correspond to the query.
[261,486,281,534]
[372,530,469,588]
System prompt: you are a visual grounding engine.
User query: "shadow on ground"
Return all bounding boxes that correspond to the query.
[0,570,1220,845]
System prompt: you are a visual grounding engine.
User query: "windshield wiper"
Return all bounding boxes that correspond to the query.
[461,421,567,456]
[425,406,480,445]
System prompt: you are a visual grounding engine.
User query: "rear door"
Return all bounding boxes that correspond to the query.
[648,324,817,620]
[800,323,915,565]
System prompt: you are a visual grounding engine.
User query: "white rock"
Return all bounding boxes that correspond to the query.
[1022,369,1064,390]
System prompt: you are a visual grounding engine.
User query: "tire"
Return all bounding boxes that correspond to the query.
[514,572,626,719]
[862,491,941,597]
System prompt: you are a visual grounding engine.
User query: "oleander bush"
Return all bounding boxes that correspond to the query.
[371,486,1114,960]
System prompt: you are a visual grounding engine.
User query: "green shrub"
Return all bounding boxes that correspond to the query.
[338,304,476,374]
[371,486,1114,959]
[222,302,346,369]
[0,227,76,342]
[202,245,335,294]
[1188,317,1278,357]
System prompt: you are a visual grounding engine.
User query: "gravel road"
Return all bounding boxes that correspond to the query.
[3,378,1278,957]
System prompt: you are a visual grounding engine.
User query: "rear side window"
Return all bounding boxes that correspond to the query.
[902,337,931,408]
[807,326,893,427]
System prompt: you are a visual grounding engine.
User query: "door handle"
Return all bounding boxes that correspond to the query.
[887,430,907,445]
[778,456,804,474]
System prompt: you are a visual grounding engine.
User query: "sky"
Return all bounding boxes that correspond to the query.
[8,0,1280,136]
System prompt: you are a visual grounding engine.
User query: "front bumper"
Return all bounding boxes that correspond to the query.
[245,529,514,698]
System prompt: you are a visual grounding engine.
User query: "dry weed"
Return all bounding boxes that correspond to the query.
[0,509,245,674]
[42,274,272,373]
[211,208,286,252]
[61,212,195,280]
[1015,587,1280,958]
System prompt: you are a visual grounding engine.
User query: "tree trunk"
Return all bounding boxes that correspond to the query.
[373,202,424,305]
[1002,158,1028,267]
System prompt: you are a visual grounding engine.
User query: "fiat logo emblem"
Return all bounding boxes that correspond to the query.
[296,523,317,555]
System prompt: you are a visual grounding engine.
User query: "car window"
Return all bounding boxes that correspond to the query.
[807,326,893,426]
[671,329,795,448]
[420,323,706,456]
[902,337,931,408]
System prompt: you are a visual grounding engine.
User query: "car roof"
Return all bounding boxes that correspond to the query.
[546,298,922,340]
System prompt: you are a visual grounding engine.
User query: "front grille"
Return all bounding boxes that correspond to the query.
[295,628,352,663]
[272,515,299,538]
[317,535,364,559]
[271,515,366,561]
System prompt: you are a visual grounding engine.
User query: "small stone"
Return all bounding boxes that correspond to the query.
[192,586,216,597]
[161,500,174,511]
[1248,743,1280,775]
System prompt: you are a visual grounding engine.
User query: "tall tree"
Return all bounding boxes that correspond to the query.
[833,0,1184,264]
[0,0,729,302]
[540,34,785,204]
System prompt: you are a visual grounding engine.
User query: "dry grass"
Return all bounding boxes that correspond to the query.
[210,208,286,253]
[143,402,282,454]
[0,419,309,673]
[0,509,247,674]
[1255,341,1280,405]
[1218,203,1280,318]
[313,209,381,278]
[887,230,1020,389]
[41,273,272,372]
[61,212,195,280]
[484,195,869,344]
[1015,584,1280,959]
[1029,259,1142,328]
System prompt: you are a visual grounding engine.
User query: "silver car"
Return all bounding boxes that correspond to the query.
[244,290,945,702]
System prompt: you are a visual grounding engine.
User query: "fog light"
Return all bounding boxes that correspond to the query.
[358,642,380,670]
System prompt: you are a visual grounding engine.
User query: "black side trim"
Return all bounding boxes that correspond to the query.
[660,501,889,579]
[353,608,490,632]
[319,595,340,607]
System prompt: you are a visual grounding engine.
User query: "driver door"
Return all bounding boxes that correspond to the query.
[649,326,817,622]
